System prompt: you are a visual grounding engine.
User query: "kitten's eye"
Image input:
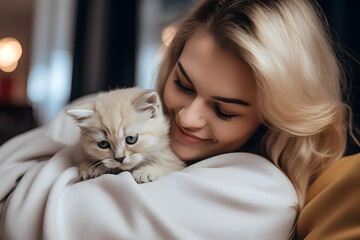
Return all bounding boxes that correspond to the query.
[97,140,110,149]
[125,134,138,145]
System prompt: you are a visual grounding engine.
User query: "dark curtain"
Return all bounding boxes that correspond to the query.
[70,0,137,101]
[317,0,360,154]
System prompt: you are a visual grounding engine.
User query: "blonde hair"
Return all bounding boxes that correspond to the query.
[157,0,352,209]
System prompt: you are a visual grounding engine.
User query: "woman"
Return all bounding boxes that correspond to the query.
[0,0,355,239]
[157,0,350,207]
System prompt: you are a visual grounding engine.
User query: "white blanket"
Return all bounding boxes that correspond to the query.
[0,109,297,240]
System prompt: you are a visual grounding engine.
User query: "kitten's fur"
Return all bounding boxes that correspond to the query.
[66,87,185,183]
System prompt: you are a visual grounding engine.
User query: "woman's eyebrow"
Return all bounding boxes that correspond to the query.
[177,61,194,86]
[211,96,251,106]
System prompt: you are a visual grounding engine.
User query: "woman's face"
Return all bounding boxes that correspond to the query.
[164,29,260,162]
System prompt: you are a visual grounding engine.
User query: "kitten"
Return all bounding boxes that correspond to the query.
[66,87,185,183]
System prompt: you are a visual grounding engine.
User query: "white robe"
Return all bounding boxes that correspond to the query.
[0,106,297,240]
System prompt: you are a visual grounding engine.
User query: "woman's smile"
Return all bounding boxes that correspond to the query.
[173,119,211,144]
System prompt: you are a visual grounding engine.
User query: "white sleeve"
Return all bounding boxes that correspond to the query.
[0,113,297,240]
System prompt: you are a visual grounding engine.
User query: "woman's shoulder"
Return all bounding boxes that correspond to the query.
[141,152,298,239]
[184,152,297,201]
[297,153,360,239]
[179,152,298,219]
[129,153,297,239]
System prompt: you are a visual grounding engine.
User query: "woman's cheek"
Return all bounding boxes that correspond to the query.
[214,120,256,144]
[164,80,184,110]
[163,80,174,110]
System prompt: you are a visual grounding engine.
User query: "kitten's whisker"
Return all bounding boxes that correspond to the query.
[94,162,109,177]
[84,159,98,168]
[88,160,104,172]
[93,160,104,167]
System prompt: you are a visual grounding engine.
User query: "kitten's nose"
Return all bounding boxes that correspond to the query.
[115,157,125,163]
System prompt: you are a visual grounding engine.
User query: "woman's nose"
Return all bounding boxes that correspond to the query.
[178,97,207,129]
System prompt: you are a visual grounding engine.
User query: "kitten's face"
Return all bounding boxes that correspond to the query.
[67,88,169,178]
[80,111,165,171]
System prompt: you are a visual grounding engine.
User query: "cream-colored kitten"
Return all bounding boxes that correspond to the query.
[66,87,185,183]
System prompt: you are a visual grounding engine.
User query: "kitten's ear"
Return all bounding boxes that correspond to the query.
[66,103,94,125]
[134,90,161,118]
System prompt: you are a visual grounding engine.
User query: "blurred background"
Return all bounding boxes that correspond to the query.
[0,0,359,154]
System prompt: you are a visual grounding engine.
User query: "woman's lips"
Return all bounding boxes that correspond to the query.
[173,122,209,144]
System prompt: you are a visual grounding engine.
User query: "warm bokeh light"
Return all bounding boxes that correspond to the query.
[161,25,177,47]
[1,61,18,73]
[0,37,23,73]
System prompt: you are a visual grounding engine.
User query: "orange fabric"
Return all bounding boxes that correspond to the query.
[297,153,360,239]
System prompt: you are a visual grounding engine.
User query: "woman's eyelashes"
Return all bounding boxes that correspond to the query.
[173,78,237,121]
[214,103,236,120]
[173,79,195,93]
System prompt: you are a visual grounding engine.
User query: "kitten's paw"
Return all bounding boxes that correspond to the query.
[79,167,98,180]
[131,169,162,183]
[79,161,107,180]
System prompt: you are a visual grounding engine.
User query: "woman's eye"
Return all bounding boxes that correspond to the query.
[97,140,110,149]
[173,79,195,93]
[214,104,236,120]
[126,134,138,145]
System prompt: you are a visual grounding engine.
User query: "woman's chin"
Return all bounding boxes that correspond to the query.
[170,143,208,162]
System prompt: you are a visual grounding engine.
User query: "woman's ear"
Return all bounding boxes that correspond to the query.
[133,90,162,118]
[66,103,94,126]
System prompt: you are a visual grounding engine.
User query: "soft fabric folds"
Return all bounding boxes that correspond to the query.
[0,110,297,240]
